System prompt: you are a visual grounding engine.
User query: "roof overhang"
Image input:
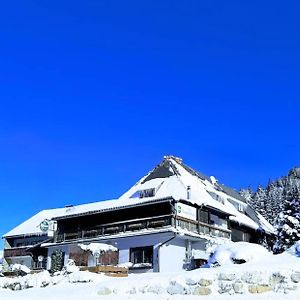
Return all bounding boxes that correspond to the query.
[3,232,48,239]
[54,197,174,221]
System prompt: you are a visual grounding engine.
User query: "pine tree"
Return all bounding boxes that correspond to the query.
[252,185,268,220]
[239,187,254,202]
[50,250,64,273]
[265,181,283,224]
[273,185,300,253]
[240,166,300,251]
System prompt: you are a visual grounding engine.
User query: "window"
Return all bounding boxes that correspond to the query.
[139,188,155,198]
[209,214,228,229]
[130,188,156,199]
[238,203,244,212]
[130,246,153,267]
[231,228,251,242]
[199,210,209,223]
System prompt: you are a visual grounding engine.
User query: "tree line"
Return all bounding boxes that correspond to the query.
[240,167,300,253]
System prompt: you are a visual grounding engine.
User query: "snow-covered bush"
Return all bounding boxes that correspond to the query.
[205,242,270,267]
[62,259,79,274]
[286,240,300,257]
[0,269,102,291]
[10,264,31,276]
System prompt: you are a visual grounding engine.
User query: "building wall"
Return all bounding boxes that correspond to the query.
[159,237,212,272]
[116,232,173,271]
[159,238,186,272]
[46,232,177,272]
[45,233,212,273]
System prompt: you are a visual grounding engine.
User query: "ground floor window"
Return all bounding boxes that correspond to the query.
[130,246,153,268]
[231,228,251,242]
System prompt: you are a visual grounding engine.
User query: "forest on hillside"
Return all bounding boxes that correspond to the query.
[240,167,300,253]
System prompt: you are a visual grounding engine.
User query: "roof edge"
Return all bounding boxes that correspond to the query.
[53,197,174,221]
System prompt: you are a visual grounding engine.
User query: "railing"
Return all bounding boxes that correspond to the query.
[55,214,173,243]
[55,214,231,243]
[4,247,29,258]
[176,216,231,239]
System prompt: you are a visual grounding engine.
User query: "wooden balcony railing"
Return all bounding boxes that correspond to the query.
[55,214,173,243]
[4,247,29,258]
[54,214,231,243]
[176,216,231,239]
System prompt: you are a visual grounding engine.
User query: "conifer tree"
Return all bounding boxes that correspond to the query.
[253,185,268,220]
[273,185,300,253]
[239,187,253,202]
[50,250,64,273]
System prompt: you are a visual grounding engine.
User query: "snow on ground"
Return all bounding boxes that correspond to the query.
[0,242,299,300]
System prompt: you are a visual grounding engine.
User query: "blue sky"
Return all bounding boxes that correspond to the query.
[0,0,300,239]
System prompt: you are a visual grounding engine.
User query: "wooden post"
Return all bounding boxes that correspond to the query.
[197,208,200,234]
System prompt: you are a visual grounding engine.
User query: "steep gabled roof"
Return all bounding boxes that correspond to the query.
[119,156,236,216]
[119,155,274,233]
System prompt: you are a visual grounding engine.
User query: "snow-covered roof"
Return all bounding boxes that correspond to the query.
[3,155,274,238]
[3,197,173,238]
[3,208,66,238]
[119,156,274,233]
[119,158,235,216]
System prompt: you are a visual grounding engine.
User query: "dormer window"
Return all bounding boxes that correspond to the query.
[139,188,155,198]
[238,203,244,212]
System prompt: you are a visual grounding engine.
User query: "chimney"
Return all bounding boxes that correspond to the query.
[187,186,191,200]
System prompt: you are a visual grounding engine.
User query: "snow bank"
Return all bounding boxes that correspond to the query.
[1,242,300,298]
[11,264,31,275]
[0,269,104,291]
[79,243,117,256]
[286,241,300,257]
[206,242,270,267]
[117,262,133,268]
[63,259,80,273]
[94,241,300,297]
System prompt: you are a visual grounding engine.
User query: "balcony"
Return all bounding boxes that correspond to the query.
[176,216,231,239]
[55,214,173,243]
[4,247,30,258]
[55,213,231,243]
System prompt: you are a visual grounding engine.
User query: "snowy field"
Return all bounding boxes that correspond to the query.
[0,242,299,300]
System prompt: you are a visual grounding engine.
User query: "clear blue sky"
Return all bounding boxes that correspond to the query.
[0,0,299,239]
